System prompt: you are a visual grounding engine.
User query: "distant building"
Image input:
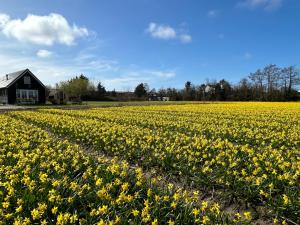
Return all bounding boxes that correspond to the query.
[148,94,170,101]
[0,69,46,104]
[148,94,159,101]
[205,85,215,93]
[48,89,67,104]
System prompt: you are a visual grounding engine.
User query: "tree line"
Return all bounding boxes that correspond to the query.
[146,64,300,101]
[55,64,300,102]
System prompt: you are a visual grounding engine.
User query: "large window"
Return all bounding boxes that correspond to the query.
[16,89,38,104]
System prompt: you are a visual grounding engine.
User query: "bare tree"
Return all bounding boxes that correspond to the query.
[281,66,300,99]
[249,69,265,100]
[238,78,252,101]
[262,64,280,101]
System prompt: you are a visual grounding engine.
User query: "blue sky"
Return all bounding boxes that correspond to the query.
[0,0,299,90]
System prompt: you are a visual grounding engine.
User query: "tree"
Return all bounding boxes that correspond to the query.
[183,81,195,100]
[134,83,148,98]
[143,83,150,94]
[237,78,252,101]
[281,66,300,99]
[59,75,92,102]
[97,82,106,99]
[111,89,117,97]
[197,84,206,101]
[79,74,89,80]
[149,88,156,95]
[249,69,265,100]
[166,88,181,101]
[157,88,167,99]
[262,64,280,101]
[204,80,217,101]
[213,79,232,101]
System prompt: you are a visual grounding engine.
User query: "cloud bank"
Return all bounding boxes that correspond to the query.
[0,13,89,46]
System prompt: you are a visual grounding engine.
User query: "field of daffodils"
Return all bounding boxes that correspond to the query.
[1,102,299,224]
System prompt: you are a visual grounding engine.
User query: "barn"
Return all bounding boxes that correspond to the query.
[0,69,46,104]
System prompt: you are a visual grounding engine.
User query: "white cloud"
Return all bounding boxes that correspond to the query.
[146,70,176,79]
[0,13,89,46]
[179,34,192,44]
[237,0,283,11]
[0,14,10,28]
[36,49,52,58]
[146,22,192,44]
[146,22,176,40]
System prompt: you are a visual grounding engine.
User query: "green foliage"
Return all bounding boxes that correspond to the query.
[97,82,106,98]
[59,75,93,102]
[134,83,148,98]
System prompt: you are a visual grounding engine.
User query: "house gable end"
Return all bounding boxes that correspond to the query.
[6,69,45,89]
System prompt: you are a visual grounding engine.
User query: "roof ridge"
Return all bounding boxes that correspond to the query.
[6,68,28,76]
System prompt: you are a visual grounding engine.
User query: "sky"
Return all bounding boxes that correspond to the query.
[0,0,299,91]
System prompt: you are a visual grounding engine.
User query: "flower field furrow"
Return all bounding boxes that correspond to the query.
[9,102,300,223]
[0,114,242,225]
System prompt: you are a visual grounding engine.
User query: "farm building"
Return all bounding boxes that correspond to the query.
[0,69,46,104]
[48,88,67,104]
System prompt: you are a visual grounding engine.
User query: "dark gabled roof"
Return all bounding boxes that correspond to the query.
[0,69,28,88]
[0,69,45,89]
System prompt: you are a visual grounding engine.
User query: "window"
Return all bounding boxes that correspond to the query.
[28,90,34,98]
[24,76,31,84]
[21,90,27,99]
[16,89,38,103]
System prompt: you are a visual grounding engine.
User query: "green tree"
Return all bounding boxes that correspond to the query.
[97,82,106,99]
[60,75,92,102]
[134,83,148,98]
[183,81,195,100]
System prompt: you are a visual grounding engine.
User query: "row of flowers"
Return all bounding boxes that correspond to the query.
[9,102,300,223]
[0,114,253,224]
